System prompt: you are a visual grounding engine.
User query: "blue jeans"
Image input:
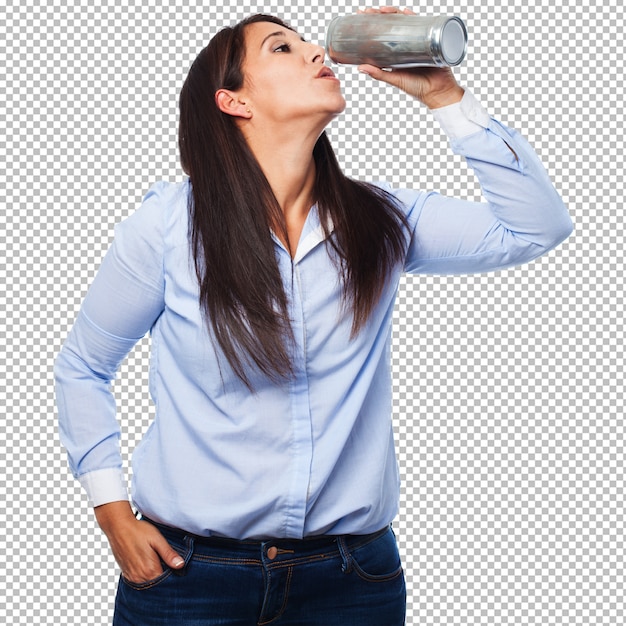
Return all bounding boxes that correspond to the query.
[113,518,406,625]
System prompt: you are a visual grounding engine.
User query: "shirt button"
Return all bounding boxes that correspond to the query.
[267,546,278,560]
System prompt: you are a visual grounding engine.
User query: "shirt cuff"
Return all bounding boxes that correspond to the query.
[78,467,129,507]
[430,89,491,140]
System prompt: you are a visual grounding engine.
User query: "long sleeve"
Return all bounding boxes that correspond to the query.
[54,182,168,506]
[400,90,573,274]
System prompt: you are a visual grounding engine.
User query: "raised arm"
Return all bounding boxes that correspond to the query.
[359,7,572,274]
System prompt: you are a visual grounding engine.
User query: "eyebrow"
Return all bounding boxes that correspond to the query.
[259,29,306,49]
[260,30,287,49]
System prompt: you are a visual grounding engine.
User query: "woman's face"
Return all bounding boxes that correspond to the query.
[238,20,346,127]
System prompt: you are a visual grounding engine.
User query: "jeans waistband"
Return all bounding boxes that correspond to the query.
[142,515,390,559]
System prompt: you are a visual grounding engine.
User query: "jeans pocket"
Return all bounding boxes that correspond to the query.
[348,527,403,583]
[120,534,193,591]
[121,565,173,591]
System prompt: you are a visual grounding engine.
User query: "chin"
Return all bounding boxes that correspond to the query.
[330,95,347,115]
[323,104,346,125]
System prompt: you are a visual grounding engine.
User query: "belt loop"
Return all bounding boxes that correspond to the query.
[184,535,195,567]
[336,536,353,574]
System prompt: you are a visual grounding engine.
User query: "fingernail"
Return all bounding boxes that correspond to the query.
[173,557,185,567]
[358,68,370,75]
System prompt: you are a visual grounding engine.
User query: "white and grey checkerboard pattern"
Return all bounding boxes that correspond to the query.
[1,0,623,623]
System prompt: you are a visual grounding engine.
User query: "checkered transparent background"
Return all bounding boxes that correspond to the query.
[1,0,623,623]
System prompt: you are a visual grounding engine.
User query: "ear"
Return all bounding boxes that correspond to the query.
[215,89,252,119]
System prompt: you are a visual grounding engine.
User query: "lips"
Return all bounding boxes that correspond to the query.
[316,66,337,79]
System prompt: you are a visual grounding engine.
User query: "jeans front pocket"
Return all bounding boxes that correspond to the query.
[346,526,404,583]
[120,534,193,592]
[121,565,174,591]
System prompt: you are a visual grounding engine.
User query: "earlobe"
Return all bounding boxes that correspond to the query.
[215,89,252,119]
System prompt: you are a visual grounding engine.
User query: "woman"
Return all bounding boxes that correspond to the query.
[55,8,573,625]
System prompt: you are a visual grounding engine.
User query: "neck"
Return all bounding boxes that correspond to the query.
[241,121,322,257]
[241,121,322,218]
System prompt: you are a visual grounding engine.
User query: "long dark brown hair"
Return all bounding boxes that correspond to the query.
[179,14,409,388]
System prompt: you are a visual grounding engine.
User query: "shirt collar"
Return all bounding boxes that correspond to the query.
[271,204,335,264]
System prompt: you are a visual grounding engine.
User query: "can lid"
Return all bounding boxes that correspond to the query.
[441,18,467,65]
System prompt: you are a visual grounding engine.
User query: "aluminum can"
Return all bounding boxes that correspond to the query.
[326,14,468,68]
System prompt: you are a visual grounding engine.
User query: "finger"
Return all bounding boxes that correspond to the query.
[117,542,165,583]
[150,531,185,569]
[359,7,413,15]
[358,64,395,81]
[357,63,422,96]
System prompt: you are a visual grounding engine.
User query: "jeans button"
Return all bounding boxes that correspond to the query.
[267,546,278,560]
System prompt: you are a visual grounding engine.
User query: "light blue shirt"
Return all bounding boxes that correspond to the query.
[55,91,573,539]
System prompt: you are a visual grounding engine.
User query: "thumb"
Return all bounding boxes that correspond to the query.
[358,64,404,90]
[151,532,185,569]
[358,64,389,80]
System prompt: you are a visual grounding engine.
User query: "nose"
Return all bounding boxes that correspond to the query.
[308,42,326,64]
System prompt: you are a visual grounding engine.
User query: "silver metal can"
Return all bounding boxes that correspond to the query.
[325,14,468,68]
